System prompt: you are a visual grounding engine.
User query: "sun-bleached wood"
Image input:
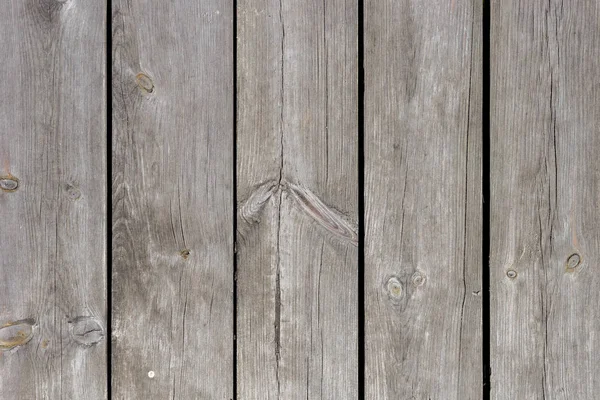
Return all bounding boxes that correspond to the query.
[0,1,107,398]
[111,1,234,398]
[364,1,483,398]
[236,0,358,397]
[491,1,600,398]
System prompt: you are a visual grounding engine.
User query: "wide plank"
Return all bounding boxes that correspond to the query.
[490,1,600,398]
[364,1,483,398]
[0,1,107,398]
[236,0,359,397]
[111,1,234,398]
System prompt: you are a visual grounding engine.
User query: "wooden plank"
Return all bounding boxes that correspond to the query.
[111,1,233,398]
[0,1,107,399]
[490,1,600,398]
[236,0,358,397]
[364,1,482,398]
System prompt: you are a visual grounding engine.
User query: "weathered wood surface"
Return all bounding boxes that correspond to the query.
[490,1,600,398]
[0,1,107,399]
[236,0,358,397]
[111,0,234,398]
[364,1,482,398]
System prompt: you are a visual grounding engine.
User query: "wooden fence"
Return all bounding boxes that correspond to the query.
[1,0,598,399]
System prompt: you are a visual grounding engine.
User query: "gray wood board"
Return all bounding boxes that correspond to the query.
[236,0,359,398]
[111,0,234,398]
[0,1,107,398]
[490,1,600,398]
[364,1,483,398]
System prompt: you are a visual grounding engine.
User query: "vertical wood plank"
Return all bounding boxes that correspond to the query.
[111,0,233,398]
[364,1,482,398]
[236,0,358,398]
[0,1,107,398]
[491,1,600,398]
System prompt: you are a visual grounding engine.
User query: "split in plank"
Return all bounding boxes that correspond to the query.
[237,0,359,397]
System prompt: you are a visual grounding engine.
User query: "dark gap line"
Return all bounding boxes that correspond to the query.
[106,0,113,397]
[357,0,365,398]
[482,0,491,398]
[232,0,239,397]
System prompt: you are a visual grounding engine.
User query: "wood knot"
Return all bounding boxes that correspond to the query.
[239,182,277,224]
[65,183,81,200]
[0,319,35,351]
[411,271,426,287]
[385,277,403,301]
[180,249,191,259]
[506,269,517,279]
[286,183,358,246]
[68,316,104,346]
[566,253,581,272]
[0,175,19,192]
[136,72,155,93]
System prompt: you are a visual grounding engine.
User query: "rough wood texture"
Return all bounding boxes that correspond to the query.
[491,1,600,398]
[111,1,233,398]
[364,1,482,398]
[0,1,107,398]
[236,0,358,397]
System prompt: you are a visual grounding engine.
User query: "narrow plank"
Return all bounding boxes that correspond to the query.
[364,1,482,398]
[111,1,233,398]
[491,1,600,398]
[0,1,107,398]
[236,0,358,397]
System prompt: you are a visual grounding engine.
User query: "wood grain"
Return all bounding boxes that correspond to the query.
[0,0,107,398]
[490,1,600,398]
[111,0,233,398]
[236,0,358,397]
[364,1,482,398]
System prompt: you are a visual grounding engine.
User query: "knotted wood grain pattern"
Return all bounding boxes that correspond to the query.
[237,0,358,397]
[491,1,600,398]
[111,0,233,398]
[364,1,482,398]
[0,0,107,398]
